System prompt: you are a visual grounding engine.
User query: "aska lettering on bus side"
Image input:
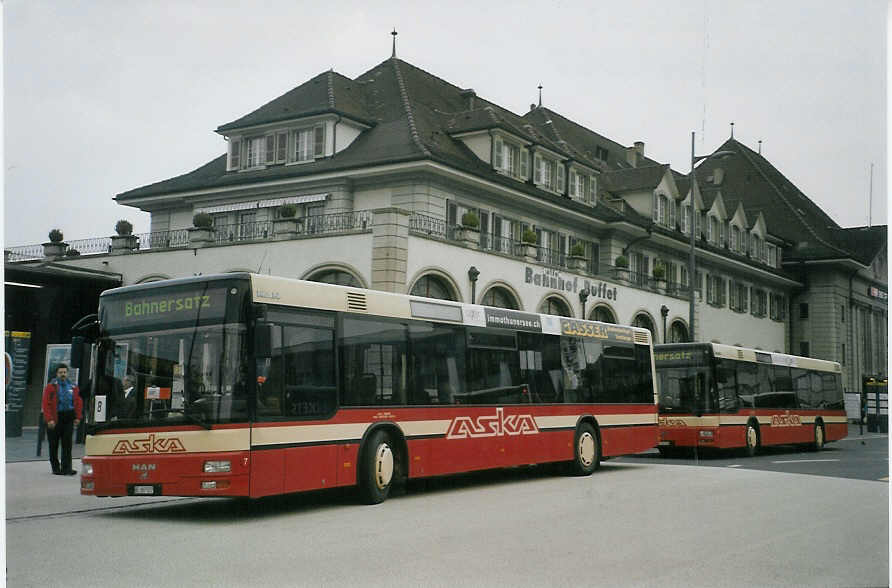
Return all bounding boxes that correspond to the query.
[112,434,187,454]
[770,414,802,427]
[658,417,687,427]
[446,407,539,439]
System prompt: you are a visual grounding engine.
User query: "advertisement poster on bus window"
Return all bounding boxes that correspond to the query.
[44,344,78,390]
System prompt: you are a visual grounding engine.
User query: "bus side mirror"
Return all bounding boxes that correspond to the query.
[70,336,85,369]
[254,324,274,357]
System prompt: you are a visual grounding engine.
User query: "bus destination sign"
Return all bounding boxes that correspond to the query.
[102,287,229,330]
[653,347,709,365]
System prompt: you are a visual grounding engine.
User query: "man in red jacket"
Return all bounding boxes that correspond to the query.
[41,363,82,475]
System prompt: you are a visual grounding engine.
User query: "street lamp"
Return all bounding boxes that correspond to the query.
[688,132,734,342]
[660,305,669,343]
[468,266,479,304]
[579,288,590,319]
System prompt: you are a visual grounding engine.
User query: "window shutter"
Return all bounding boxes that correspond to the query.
[669,198,676,227]
[652,193,659,221]
[719,221,726,246]
[494,137,503,169]
[707,275,713,303]
[229,139,241,170]
[520,148,528,178]
[534,155,542,184]
[276,132,287,162]
[588,175,596,204]
[314,125,325,158]
[569,171,577,198]
[557,164,565,193]
[265,135,276,164]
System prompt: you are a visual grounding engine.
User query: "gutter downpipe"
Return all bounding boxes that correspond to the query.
[332,115,341,158]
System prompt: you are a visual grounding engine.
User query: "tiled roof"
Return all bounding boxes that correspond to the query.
[601,164,669,193]
[216,71,376,132]
[695,138,860,262]
[116,57,884,269]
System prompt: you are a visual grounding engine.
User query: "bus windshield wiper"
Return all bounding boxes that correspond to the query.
[147,408,212,430]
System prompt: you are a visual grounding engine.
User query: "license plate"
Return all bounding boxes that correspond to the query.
[133,485,156,495]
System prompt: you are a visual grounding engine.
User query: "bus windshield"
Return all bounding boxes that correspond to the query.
[654,346,714,414]
[88,279,250,429]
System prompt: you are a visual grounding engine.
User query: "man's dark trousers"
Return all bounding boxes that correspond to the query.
[47,410,75,474]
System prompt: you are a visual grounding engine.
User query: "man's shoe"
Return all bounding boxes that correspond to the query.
[52,471,63,475]
[64,470,77,476]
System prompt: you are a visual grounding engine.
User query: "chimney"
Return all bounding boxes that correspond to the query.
[460,89,476,110]
[634,141,644,158]
[625,146,639,168]
[530,103,537,112]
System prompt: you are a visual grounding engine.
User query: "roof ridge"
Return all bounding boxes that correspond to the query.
[326,70,336,109]
[733,140,848,257]
[391,59,431,157]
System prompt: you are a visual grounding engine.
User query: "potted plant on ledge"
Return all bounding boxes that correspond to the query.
[189,212,215,247]
[568,242,588,272]
[614,254,630,282]
[273,203,300,240]
[111,219,138,254]
[456,210,480,249]
[42,229,67,258]
[520,228,539,261]
[652,261,667,292]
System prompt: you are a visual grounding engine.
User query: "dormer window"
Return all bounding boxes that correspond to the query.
[569,169,596,205]
[227,123,326,171]
[493,136,529,180]
[533,154,564,193]
[708,216,718,244]
[730,225,740,251]
[294,125,325,163]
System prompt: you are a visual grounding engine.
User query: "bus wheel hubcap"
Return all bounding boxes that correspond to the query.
[374,444,394,490]
[747,427,757,448]
[578,432,595,467]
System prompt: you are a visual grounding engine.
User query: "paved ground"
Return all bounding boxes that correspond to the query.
[5,426,86,465]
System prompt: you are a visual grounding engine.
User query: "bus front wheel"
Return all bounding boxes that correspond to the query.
[744,422,760,457]
[571,423,600,476]
[359,429,395,504]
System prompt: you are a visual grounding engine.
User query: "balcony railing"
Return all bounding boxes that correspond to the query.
[5,211,375,262]
[408,213,447,239]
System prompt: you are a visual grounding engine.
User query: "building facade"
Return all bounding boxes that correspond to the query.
[6,56,886,424]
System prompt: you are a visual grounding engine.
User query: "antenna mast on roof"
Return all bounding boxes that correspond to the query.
[538,84,542,108]
[868,162,874,227]
[391,29,397,58]
[730,121,734,139]
[758,140,762,154]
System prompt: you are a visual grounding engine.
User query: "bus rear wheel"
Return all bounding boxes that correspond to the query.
[571,423,600,476]
[812,423,825,452]
[359,429,395,504]
[744,422,760,457]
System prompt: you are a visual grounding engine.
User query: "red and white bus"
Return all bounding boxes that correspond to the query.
[654,343,846,456]
[77,273,658,503]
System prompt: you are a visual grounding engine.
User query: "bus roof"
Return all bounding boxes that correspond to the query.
[654,342,840,373]
[98,273,653,344]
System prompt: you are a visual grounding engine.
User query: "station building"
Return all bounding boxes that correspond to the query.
[6,55,887,427]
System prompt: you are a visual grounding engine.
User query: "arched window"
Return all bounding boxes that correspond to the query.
[410,275,456,301]
[307,269,361,287]
[480,286,519,310]
[632,312,657,341]
[669,320,689,343]
[590,305,616,324]
[538,296,572,317]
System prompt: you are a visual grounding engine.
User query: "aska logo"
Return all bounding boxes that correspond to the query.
[770,414,802,427]
[658,417,687,427]
[446,407,539,439]
[112,434,187,455]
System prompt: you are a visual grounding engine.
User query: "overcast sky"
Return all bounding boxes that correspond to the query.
[3,0,887,247]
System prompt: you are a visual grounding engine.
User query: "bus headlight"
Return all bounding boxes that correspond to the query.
[203,460,231,473]
[83,463,94,476]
